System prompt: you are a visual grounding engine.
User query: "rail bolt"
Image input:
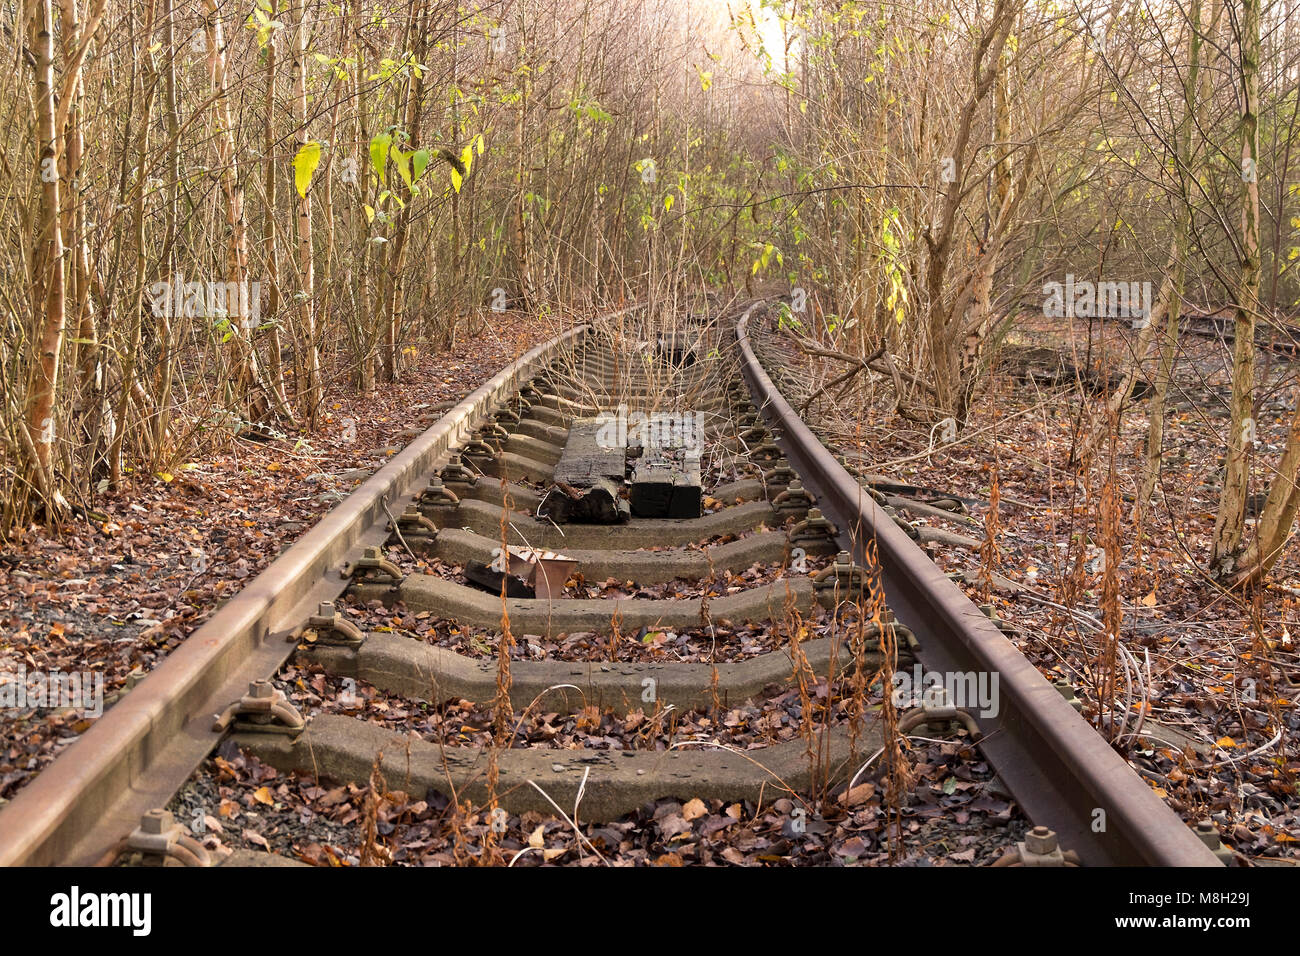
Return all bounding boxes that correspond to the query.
[126,808,213,867]
[1006,825,1075,866]
[813,551,870,605]
[440,455,476,487]
[790,508,837,552]
[898,684,982,740]
[992,823,1080,867]
[1024,825,1058,855]
[419,477,461,512]
[297,601,364,648]
[773,480,815,514]
[1194,819,1236,865]
[395,505,438,536]
[462,439,497,462]
[1054,680,1084,713]
[762,465,796,495]
[419,479,460,521]
[140,808,173,835]
[244,680,276,714]
[1194,818,1217,844]
[470,429,504,455]
[343,546,404,585]
[212,680,306,735]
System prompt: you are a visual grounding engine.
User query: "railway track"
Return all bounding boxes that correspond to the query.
[1069,308,1300,358]
[0,301,1222,867]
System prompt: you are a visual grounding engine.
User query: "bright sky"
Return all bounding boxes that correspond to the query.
[749,0,794,70]
[689,0,797,72]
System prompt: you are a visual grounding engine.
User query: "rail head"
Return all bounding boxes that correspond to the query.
[735,304,1219,867]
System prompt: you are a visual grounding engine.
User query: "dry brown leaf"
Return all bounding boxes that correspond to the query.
[681,797,707,821]
[839,781,876,807]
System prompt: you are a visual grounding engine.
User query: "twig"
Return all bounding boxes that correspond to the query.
[382,495,419,561]
[524,778,609,865]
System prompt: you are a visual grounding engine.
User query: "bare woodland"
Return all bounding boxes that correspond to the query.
[2,0,1300,593]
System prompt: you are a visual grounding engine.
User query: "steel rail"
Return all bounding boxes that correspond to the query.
[0,323,588,866]
[736,303,1219,866]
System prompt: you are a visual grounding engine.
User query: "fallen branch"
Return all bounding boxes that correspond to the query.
[792,336,940,401]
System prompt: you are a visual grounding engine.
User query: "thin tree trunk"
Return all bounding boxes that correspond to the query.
[109,5,158,490]
[380,0,427,383]
[204,0,271,423]
[262,6,296,423]
[1231,387,1300,586]
[150,0,182,461]
[291,0,322,423]
[1135,0,1202,521]
[24,0,68,512]
[1212,0,1261,569]
[1135,260,1183,519]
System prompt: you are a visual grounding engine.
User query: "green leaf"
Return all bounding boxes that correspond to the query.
[412,148,431,181]
[391,146,413,189]
[292,141,322,199]
[369,132,392,185]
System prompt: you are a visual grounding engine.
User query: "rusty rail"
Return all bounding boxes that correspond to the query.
[736,303,1219,867]
[0,324,588,866]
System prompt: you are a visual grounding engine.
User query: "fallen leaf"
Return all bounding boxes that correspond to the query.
[840,782,875,807]
[681,798,707,821]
